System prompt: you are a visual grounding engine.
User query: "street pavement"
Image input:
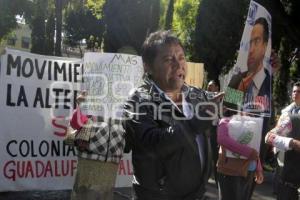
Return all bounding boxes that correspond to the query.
[205,171,276,200]
[0,172,280,200]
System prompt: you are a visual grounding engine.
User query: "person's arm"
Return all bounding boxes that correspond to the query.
[255,158,264,184]
[70,107,89,130]
[289,139,300,152]
[217,118,257,159]
[265,114,293,151]
[122,95,192,157]
[70,91,89,130]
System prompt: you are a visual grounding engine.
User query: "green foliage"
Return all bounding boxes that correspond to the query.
[31,0,47,54]
[0,0,33,41]
[86,0,106,19]
[103,0,160,53]
[159,0,169,29]
[289,60,299,81]
[194,0,249,80]
[54,0,63,56]
[0,4,16,42]
[173,0,200,59]
[273,38,293,113]
[164,0,174,30]
[255,0,300,112]
[45,12,55,55]
[64,4,104,50]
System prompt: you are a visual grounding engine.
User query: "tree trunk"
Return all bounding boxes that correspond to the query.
[55,0,62,56]
[164,0,174,30]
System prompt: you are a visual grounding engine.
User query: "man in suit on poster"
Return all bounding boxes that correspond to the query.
[228,17,271,114]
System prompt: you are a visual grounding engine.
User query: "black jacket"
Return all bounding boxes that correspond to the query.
[122,79,212,199]
[281,114,300,186]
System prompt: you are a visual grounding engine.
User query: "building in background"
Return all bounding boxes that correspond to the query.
[0,17,31,54]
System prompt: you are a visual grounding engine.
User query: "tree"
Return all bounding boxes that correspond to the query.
[0,0,33,42]
[164,0,174,30]
[103,0,160,53]
[31,0,47,54]
[273,38,293,113]
[255,0,300,112]
[173,0,200,59]
[55,0,63,56]
[45,12,55,55]
[194,0,249,80]
[64,3,105,56]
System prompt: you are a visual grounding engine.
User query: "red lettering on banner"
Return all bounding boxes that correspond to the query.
[25,161,34,178]
[71,160,77,176]
[118,159,133,175]
[54,160,61,177]
[126,160,133,175]
[36,160,44,178]
[4,160,16,181]
[44,160,53,177]
[2,159,77,181]
[17,160,25,178]
[118,160,126,175]
[52,116,68,137]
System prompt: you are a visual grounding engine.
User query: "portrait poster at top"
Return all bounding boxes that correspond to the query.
[223,1,272,117]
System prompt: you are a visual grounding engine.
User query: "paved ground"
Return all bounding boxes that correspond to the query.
[0,172,281,200]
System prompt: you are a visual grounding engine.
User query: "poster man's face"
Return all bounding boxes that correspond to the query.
[148,43,187,93]
[247,24,267,74]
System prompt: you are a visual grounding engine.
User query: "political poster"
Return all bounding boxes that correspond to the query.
[223,1,272,117]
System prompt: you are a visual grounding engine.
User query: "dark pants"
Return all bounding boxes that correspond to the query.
[209,125,219,185]
[218,171,255,200]
[133,184,205,200]
[272,163,299,199]
[276,180,299,200]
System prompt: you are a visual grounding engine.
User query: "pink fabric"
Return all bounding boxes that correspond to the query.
[70,107,89,130]
[217,118,253,157]
[217,117,262,172]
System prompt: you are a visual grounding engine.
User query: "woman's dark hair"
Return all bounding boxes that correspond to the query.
[141,30,184,67]
[254,17,269,43]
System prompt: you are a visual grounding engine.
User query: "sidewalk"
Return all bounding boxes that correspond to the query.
[0,172,280,200]
[205,171,276,200]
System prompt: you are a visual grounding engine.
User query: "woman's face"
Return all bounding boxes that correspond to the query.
[147,43,187,93]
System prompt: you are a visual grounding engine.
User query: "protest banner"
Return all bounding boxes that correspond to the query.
[0,49,135,191]
[0,48,82,191]
[80,52,143,119]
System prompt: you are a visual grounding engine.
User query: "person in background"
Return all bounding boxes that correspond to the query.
[206,79,222,186]
[69,91,125,200]
[207,80,220,93]
[265,81,300,200]
[217,113,264,200]
[122,30,212,200]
